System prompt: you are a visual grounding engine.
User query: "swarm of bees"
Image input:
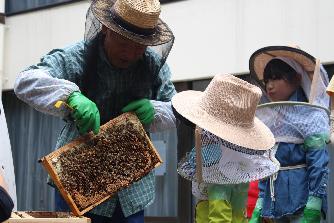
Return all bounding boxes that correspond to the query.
[41,113,161,214]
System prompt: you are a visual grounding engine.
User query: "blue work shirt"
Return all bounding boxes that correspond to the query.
[259,89,329,218]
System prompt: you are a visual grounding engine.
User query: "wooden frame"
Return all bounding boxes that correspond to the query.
[40,112,162,216]
[5,211,91,223]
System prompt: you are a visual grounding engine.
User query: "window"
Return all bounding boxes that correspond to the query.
[5,0,180,15]
[5,0,81,15]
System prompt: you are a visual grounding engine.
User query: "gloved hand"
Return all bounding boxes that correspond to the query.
[122,99,155,125]
[302,208,321,223]
[301,196,322,223]
[67,91,100,135]
[249,198,263,223]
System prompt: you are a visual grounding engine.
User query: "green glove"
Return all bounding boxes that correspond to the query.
[249,207,261,223]
[67,91,100,135]
[122,99,155,125]
[302,196,322,223]
[249,198,263,223]
[302,208,321,223]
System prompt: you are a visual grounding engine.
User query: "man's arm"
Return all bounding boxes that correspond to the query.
[149,63,177,132]
[14,44,83,118]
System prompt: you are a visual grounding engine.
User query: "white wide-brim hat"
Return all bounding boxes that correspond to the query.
[249,45,316,84]
[172,74,275,150]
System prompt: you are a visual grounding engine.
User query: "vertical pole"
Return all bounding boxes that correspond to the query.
[326,75,334,223]
[195,127,202,183]
[326,76,334,141]
[0,0,5,96]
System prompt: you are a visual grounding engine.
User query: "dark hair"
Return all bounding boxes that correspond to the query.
[263,59,299,85]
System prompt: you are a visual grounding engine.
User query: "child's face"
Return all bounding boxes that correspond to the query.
[265,78,298,102]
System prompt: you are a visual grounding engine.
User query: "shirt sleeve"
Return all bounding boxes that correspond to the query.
[304,133,329,199]
[148,63,177,132]
[301,109,330,199]
[14,43,84,118]
[154,63,177,101]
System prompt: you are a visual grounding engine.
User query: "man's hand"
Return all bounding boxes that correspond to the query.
[122,99,155,125]
[67,91,100,134]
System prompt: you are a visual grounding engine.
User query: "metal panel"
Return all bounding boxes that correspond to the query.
[2,90,64,211]
[174,81,193,223]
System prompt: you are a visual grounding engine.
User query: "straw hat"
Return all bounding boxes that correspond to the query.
[91,0,174,46]
[172,74,275,150]
[249,46,316,83]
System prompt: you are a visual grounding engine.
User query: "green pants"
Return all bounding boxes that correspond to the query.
[195,184,249,223]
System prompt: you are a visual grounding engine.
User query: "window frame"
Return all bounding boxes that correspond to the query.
[5,0,182,16]
[5,0,83,16]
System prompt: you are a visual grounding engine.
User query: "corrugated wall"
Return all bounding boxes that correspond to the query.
[2,90,63,211]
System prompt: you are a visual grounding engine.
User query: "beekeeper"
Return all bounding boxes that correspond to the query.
[13,0,176,222]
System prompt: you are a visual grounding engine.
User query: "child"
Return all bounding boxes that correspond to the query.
[172,74,280,223]
[249,46,330,223]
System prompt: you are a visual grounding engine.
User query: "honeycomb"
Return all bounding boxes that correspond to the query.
[40,113,162,215]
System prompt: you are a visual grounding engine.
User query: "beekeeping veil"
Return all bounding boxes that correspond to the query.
[172,74,280,200]
[249,46,330,144]
[82,0,174,99]
[177,128,280,200]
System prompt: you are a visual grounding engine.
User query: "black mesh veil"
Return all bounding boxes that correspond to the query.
[81,0,174,123]
[249,54,330,144]
[82,3,174,103]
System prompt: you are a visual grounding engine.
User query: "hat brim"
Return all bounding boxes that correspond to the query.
[249,46,316,85]
[92,0,174,46]
[172,91,275,150]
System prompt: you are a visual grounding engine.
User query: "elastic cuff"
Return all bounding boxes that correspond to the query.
[306,196,322,211]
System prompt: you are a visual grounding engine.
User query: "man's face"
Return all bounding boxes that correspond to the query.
[103,28,147,69]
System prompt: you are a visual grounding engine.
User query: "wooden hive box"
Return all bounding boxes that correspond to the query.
[40,112,162,216]
[5,211,91,223]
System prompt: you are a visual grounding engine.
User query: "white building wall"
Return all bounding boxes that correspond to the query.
[3,1,89,90]
[3,0,334,89]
